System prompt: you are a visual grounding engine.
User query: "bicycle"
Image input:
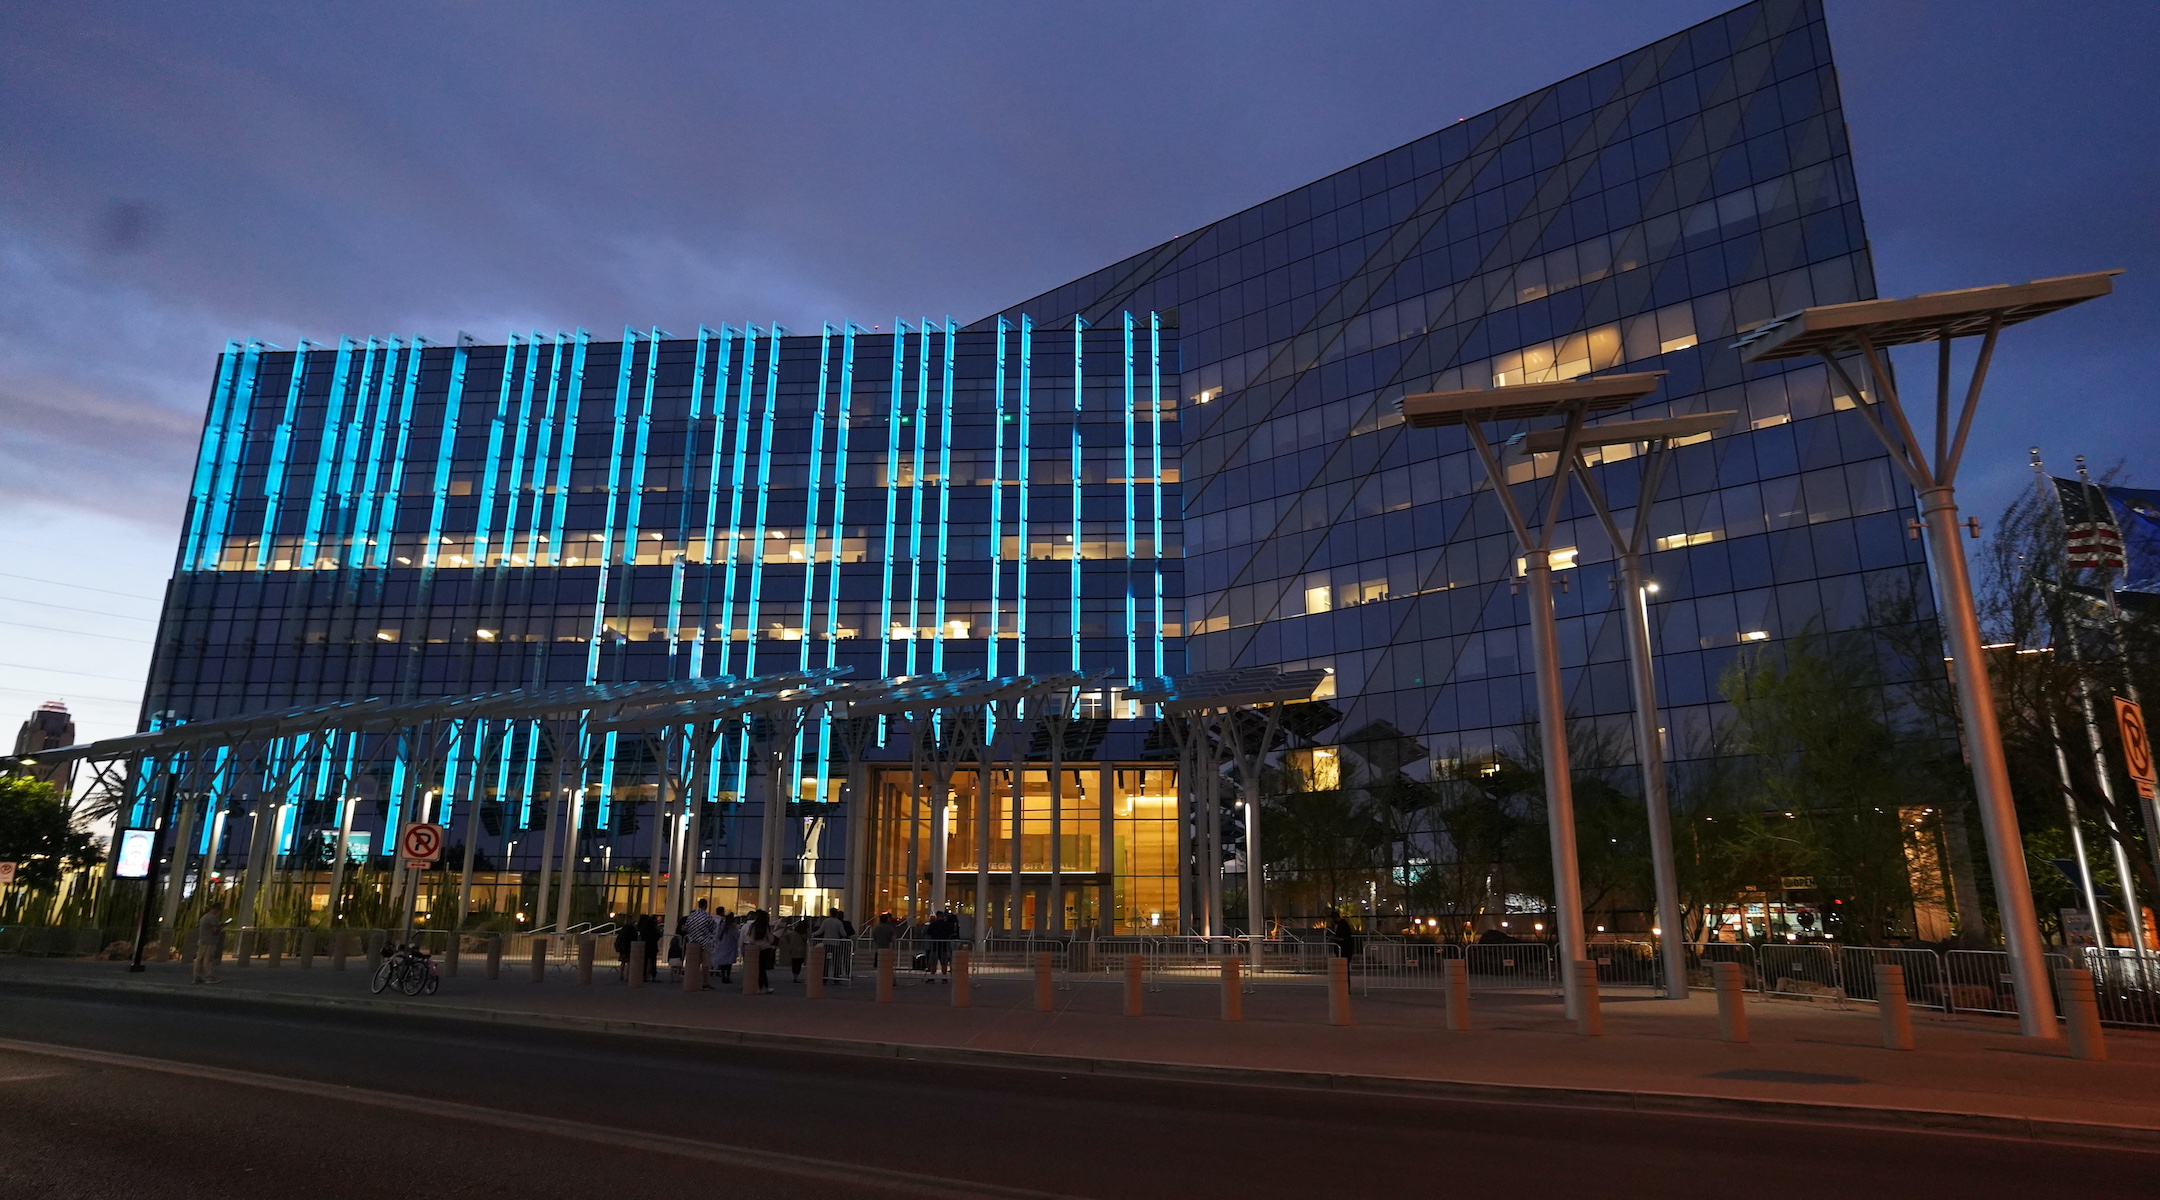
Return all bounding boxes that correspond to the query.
[369,942,441,997]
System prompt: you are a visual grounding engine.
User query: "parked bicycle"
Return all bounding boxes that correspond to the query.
[369,941,440,997]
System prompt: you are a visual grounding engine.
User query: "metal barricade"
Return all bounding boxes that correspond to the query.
[1582,940,1664,991]
[1757,943,1842,999]
[2076,948,2160,1029]
[1462,942,1558,992]
[1356,941,1461,995]
[1840,946,1950,1011]
[1686,943,1760,991]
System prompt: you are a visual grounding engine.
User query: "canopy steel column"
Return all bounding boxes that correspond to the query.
[1738,271,2119,1038]
[1531,409,1737,1000]
[1402,373,1666,1021]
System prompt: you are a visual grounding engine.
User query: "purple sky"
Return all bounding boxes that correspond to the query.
[2,0,2153,741]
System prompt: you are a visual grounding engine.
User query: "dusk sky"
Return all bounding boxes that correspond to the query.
[2,0,2153,743]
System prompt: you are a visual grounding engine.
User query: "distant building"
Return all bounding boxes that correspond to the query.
[14,701,77,791]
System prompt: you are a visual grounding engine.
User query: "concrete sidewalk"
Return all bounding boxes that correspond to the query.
[6,955,2156,1149]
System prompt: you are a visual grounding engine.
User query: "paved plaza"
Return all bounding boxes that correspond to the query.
[6,954,2155,1148]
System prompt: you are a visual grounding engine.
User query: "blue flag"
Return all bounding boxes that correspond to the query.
[2105,485,2160,593]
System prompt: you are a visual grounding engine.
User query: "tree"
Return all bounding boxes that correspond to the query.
[0,776,103,890]
[1721,629,1943,944]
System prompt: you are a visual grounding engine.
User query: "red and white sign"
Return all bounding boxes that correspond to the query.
[2120,697,2155,802]
[398,822,445,870]
[0,862,16,885]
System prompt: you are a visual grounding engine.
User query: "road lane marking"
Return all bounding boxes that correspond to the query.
[0,1037,1091,1200]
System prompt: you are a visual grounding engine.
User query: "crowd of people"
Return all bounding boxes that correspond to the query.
[613,902,871,990]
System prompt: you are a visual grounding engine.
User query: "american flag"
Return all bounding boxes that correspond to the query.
[2054,477,2126,571]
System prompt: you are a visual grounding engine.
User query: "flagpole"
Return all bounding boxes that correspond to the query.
[2032,450,2109,933]
[2075,455,2160,926]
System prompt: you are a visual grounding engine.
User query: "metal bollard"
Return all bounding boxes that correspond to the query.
[1442,958,1471,1031]
[1571,960,1603,1037]
[364,929,387,963]
[742,946,760,995]
[1714,961,1749,1043]
[877,948,896,1002]
[331,930,349,971]
[1123,954,1145,1017]
[2055,968,2107,1062]
[952,947,972,1008]
[577,936,596,985]
[442,934,459,979]
[265,930,283,969]
[1874,962,1914,1051]
[1220,955,1243,1022]
[806,945,826,999]
[1036,952,1056,1013]
[627,941,646,989]
[235,928,255,967]
[531,936,549,984]
[485,934,502,980]
[1327,957,1352,1027]
[299,930,317,970]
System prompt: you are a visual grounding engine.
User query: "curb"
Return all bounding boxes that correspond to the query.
[11,973,2160,1153]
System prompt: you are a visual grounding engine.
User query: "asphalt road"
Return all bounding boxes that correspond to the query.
[0,983,2146,1199]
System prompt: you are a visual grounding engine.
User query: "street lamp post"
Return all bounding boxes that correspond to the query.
[1525,409,1738,1000]
[1400,372,1665,1020]
[1735,270,2120,1039]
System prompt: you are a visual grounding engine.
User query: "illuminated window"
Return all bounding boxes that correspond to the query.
[1654,531,1718,551]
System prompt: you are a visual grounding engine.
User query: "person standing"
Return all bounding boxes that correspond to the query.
[779,917,809,983]
[192,902,225,984]
[637,912,662,982]
[613,920,637,982]
[745,910,776,993]
[1330,911,1357,964]
[713,909,740,985]
[925,908,957,983]
[681,898,720,990]
[817,907,853,982]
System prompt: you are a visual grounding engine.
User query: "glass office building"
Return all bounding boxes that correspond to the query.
[147,0,1922,930]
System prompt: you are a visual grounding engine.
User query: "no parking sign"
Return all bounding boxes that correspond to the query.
[2119,697,2155,801]
[399,822,445,872]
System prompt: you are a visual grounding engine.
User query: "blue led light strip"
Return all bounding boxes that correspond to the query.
[469,336,518,568]
[877,322,906,688]
[620,327,665,567]
[1070,319,1086,672]
[717,327,759,679]
[524,334,564,565]
[801,324,833,678]
[1150,311,1167,681]
[342,339,391,567]
[931,318,955,674]
[1017,316,1031,675]
[496,333,543,566]
[179,342,242,571]
[691,327,736,678]
[544,332,591,568]
[742,323,784,679]
[369,339,425,567]
[987,318,1007,678]
[1123,312,1138,686]
[327,339,377,566]
[906,321,930,677]
[824,325,857,661]
[198,341,265,570]
[253,340,313,570]
[596,327,638,574]
[817,326,857,797]
[300,338,358,569]
[418,342,472,569]
[797,326,833,799]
